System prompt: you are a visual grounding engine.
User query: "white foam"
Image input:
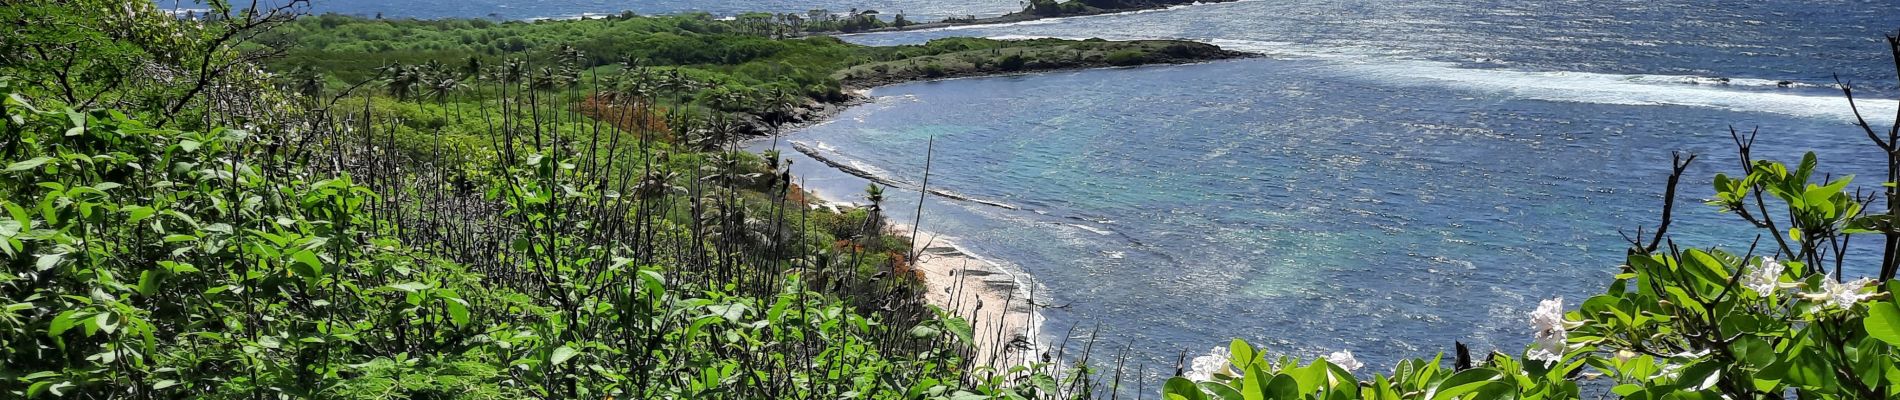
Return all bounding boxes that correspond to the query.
[1068,223,1114,236]
[1339,59,1898,123]
[984,34,1090,41]
[1104,35,1890,123]
[926,17,1065,32]
[525,12,616,22]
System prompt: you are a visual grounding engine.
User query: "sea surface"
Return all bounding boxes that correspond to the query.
[283,0,1900,383]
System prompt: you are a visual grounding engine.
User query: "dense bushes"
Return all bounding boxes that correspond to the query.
[0,54,1067,400]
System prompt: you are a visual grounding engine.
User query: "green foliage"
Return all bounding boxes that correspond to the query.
[1166,339,1577,400]
[261,13,868,117]
[0,77,1073,398]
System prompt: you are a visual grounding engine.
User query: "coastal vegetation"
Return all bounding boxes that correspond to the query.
[776,0,1243,35]
[261,12,1241,136]
[1020,0,1238,18]
[835,39,1245,88]
[6,0,1900,399]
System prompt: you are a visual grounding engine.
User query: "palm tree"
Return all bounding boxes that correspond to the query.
[863,183,886,236]
[380,63,421,101]
[460,56,483,98]
[429,75,467,121]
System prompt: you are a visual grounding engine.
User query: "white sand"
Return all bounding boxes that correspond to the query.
[898,225,1043,370]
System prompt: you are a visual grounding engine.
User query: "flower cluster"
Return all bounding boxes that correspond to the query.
[1527,297,1570,363]
[1184,346,1232,381]
[1815,276,1877,309]
[1326,350,1364,372]
[1743,256,1785,296]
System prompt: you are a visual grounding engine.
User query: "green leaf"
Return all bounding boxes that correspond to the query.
[289,250,322,278]
[1229,339,1255,370]
[1866,302,1900,347]
[34,254,60,271]
[1264,373,1299,400]
[47,310,79,337]
[1429,368,1506,400]
[6,156,53,172]
[1786,351,1839,390]
[945,316,975,346]
[1200,382,1243,400]
[137,270,160,297]
[550,345,579,365]
[1163,377,1208,400]
[1030,373,1059,395]
[47,381,73,396]
[445,299,470,327]
[159,261,199,274]
[385,282,430,293]
[95,312,117,335]
[907,325,939,338]
[1677,362,1722,391]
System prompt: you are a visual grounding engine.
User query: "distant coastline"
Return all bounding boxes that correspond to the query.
[797,0,1243,37]
[763,39,1252,135]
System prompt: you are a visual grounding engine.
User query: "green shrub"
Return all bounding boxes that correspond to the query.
[921,63,949,78]
[998,54,1029,71]
[1105,50,1148,66]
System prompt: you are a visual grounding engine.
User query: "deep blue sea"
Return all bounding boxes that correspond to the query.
[258,0,1900,383]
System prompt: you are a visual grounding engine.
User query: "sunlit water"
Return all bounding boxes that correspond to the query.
[277,0,1900,383]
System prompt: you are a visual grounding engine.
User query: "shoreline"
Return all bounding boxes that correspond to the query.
[791,188,1045,368]
[764,47,1252,368]
[899,224,1044,369]
[767,46,1254,135]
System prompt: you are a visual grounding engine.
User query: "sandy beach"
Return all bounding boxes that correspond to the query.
[897,225,1043,370]
[787,142,1045,369]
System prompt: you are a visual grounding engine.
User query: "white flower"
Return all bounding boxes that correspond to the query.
[1613,350,1637,363]
[1184,346,1231,381]
[1326,349,1364,372]
[1816,276,1877,309]
[1527,330,1567,363]
[1529,297,1566,334]
[1744,257,1785,296]
[1527,297,1570,364]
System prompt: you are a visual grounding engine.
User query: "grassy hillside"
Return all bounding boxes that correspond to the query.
[258,14,1244,135]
